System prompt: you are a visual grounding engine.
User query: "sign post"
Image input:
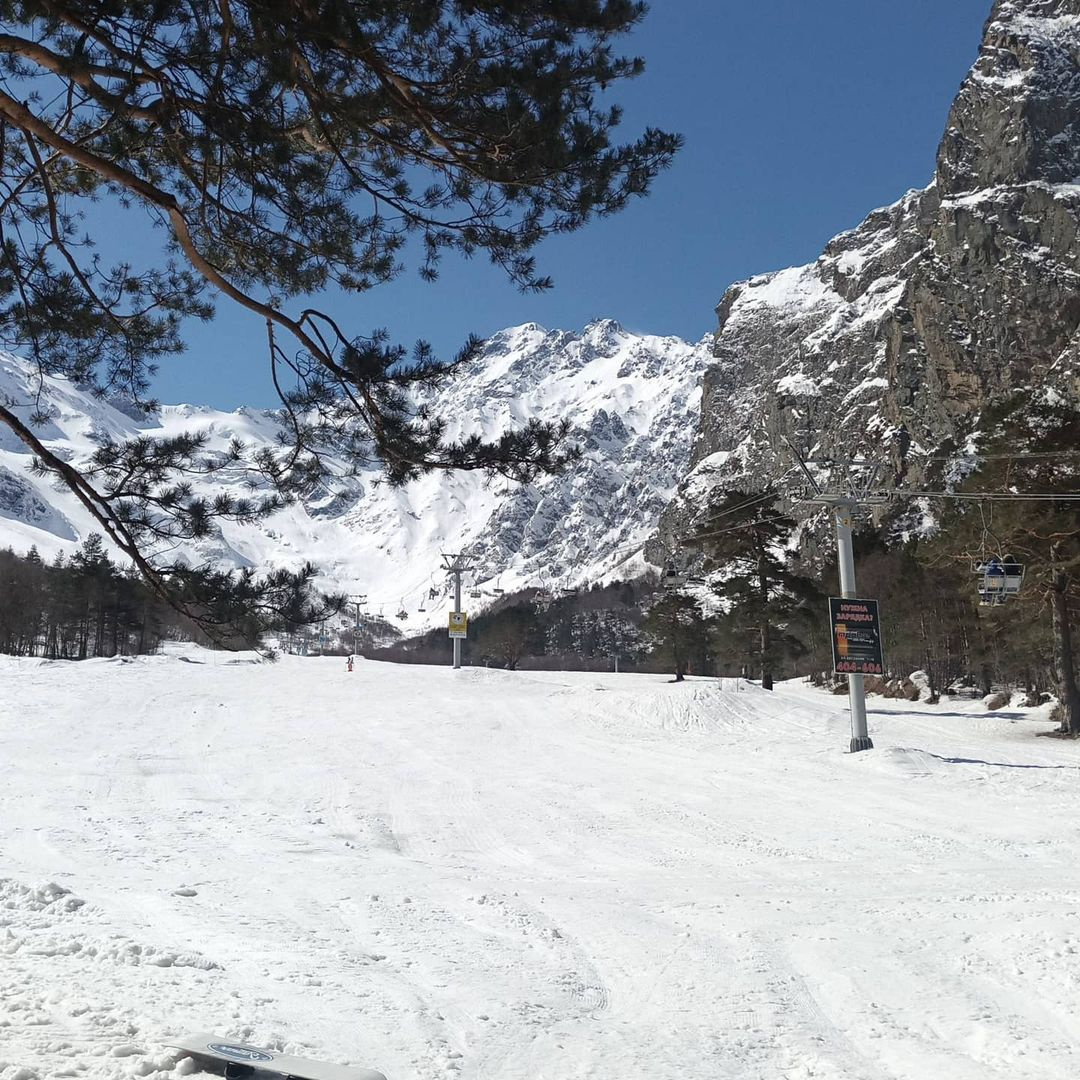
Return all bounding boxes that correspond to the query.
[833,501,875,752]
[787,441,887,753]
[448,612,468,639]
[441,553,476,669]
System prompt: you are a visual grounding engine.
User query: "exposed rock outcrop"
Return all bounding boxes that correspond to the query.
[661,0,1080,548]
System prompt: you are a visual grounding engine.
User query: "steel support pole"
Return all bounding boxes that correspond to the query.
[834,502,873,753]
[453,570,462,670]
[350,595,366,658]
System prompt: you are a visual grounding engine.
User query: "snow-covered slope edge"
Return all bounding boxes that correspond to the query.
[0,320,708,629]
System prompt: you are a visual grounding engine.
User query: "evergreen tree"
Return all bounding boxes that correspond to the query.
[474,607,537,670]
[0,539,173,658]
[0,2,679,639]
[688,491,818,690]
[592,609,642,669]
[642,589,710,682]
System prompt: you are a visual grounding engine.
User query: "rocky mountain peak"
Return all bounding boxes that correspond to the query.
[939,0,1080,192]
[660,0,1080,552]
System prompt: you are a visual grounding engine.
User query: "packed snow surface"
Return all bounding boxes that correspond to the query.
[2,649,1080,1079]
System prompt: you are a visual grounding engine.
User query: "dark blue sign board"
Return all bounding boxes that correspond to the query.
[829,597,884,676]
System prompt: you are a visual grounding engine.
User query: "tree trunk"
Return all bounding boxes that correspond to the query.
[918,610,938,703]
[1050,569,1080,734]
[1022,668,1038,709]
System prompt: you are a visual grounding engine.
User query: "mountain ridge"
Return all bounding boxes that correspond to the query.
[658,0,1080,553]
[0,320,710,630]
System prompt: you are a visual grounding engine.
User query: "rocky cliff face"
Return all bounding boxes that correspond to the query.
[661,0,1080,547]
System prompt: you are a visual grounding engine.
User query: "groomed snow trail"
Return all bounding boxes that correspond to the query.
[2,649,1079,1079]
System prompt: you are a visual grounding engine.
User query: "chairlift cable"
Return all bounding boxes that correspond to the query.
[912,449,1080,462]
[679,516,791,545]
[692,489,783,528]
[899,490,1080,501]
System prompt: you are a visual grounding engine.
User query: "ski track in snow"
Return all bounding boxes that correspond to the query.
[2,649,1080,1079]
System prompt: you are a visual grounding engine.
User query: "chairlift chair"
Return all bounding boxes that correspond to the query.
[662,559,682,590]
[533,579,553,610]
[973,556,1024,606]
[971,506,1024,607]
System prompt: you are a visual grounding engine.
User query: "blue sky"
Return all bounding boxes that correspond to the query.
[150,0,992,408]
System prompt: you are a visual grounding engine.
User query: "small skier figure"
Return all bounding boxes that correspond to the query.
[347,655,354,672]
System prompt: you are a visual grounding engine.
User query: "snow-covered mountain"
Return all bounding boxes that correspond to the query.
[0,320,708,628]
[660,0,1080,546]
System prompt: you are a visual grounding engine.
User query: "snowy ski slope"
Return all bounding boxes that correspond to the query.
[2,649,1079,1079]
